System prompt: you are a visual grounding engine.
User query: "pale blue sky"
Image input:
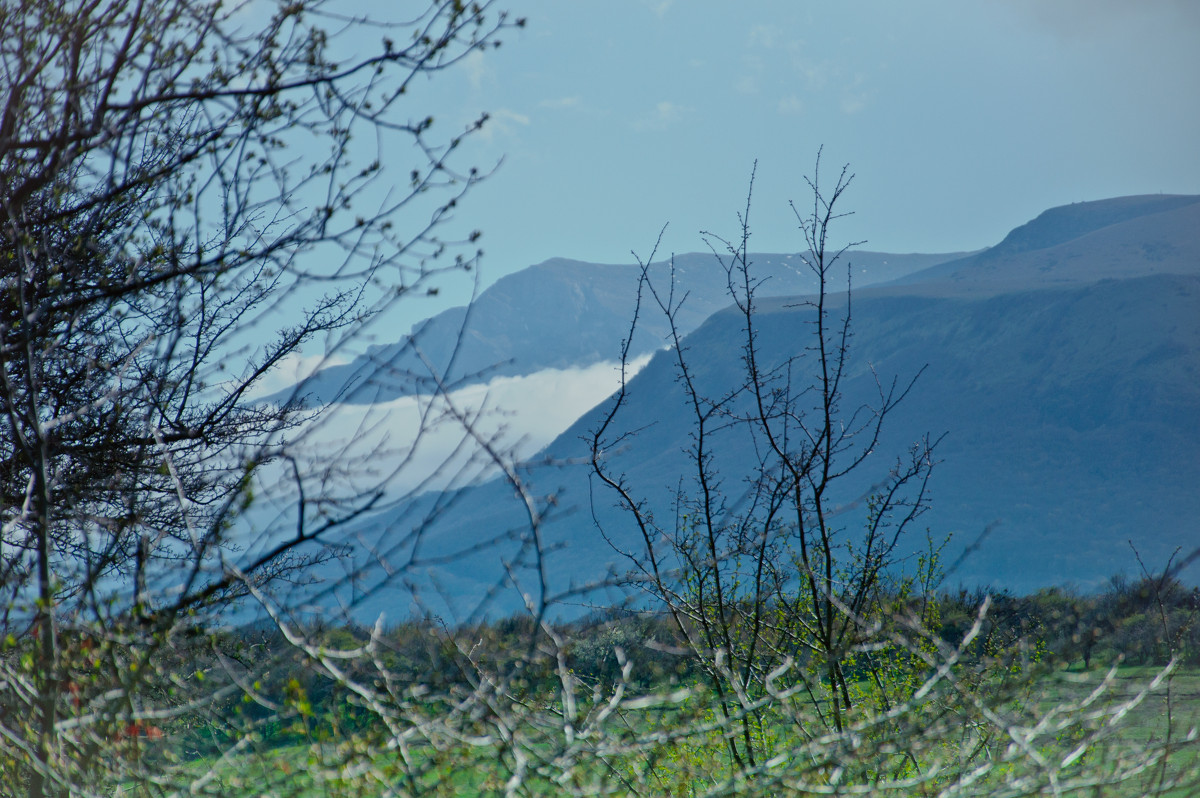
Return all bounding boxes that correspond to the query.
[391,0,1199,316]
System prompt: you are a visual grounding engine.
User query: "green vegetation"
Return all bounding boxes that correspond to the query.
[116,572,1199,796]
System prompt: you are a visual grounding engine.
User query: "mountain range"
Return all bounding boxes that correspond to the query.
[280,194,1200,621]
[284,251,964,404]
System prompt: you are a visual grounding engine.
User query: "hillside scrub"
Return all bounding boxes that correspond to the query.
[126,573,1200,796]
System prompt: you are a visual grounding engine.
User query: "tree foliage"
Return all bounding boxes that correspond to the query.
[0,1,520,794]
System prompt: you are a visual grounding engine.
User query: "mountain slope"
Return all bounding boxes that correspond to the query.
[886,194,1200,294]
[309,195,1200,619]
[284,251,962,405]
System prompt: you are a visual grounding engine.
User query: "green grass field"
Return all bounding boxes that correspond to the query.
[1028,666,1200,798]
[142,664,1200,797]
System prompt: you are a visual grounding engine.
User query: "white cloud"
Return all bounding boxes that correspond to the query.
[281,356,654,497]
[495,108,530,126]
[463,49,489,91]
[840,93,868,115]
[777,95,805,115]
[735,75,759,95]
[748,24,780,50]
[247,350,353,401]
[643,0,673,19]
[479,107,530,142]
[796,61,833,92]
[633,100,691,131]
[539,96,581,109]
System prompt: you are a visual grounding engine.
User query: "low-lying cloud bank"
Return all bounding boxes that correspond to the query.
[279,354,654,499]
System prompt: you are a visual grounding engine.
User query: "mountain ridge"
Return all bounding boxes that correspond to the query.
[277,251,965,405]
[882,194,1200,295]
[294,194,1200,620]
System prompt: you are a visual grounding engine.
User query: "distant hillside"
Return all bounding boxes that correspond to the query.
[549,273,1200,592]
[279,251,963,405]
[297,194,1200,620]
[886,194,1200,294]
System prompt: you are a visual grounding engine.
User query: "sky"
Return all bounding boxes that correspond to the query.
[393,0,1200,320]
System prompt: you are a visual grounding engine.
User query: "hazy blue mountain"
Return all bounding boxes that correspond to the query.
[886,194,1200,294]
[281,251,963,405]
[584,275,1199,586]
[300,195,1200,620]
